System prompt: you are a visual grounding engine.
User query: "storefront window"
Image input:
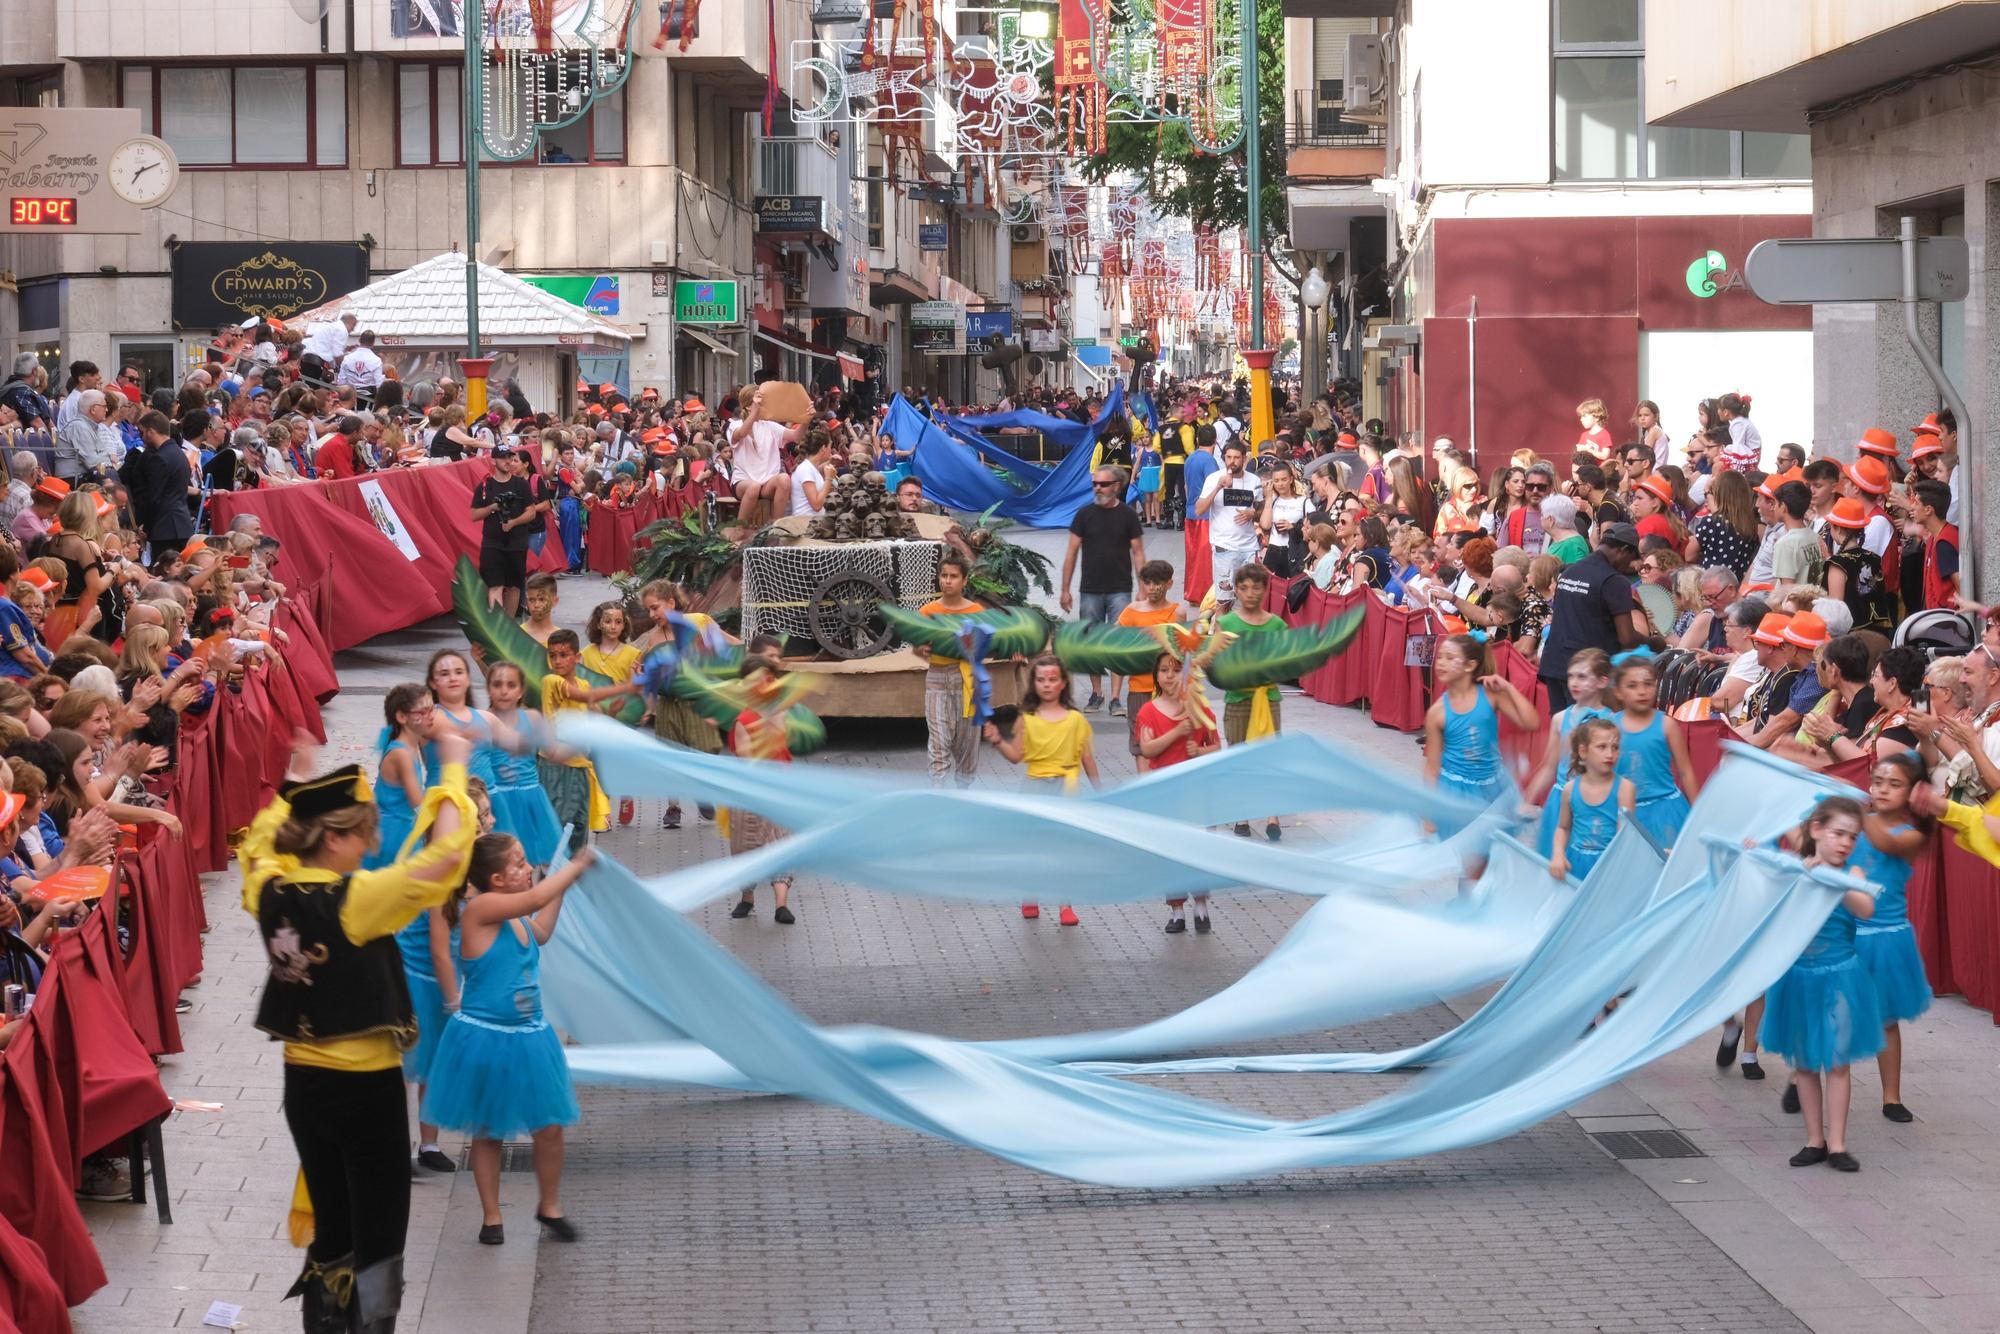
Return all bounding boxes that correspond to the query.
[122,64,347,169]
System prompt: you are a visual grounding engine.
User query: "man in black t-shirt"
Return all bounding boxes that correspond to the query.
[1539,522,1643,709]
[1059,465,1145,710]
[471,444,539,614]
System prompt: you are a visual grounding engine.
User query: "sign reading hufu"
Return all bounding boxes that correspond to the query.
[170,242,370,331]
[675,278,742,325]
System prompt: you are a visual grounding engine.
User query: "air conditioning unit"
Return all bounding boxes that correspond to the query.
[1345,34,1386,124]
[1009,223,1039,246]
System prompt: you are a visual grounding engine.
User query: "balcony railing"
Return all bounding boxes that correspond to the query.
[1287,89,1387,149]
[755,135,842,202]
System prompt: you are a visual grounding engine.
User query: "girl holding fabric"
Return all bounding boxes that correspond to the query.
[1526,648,1614,857]
[482,662,568,867]
[1547,718,1633,882]
[984,654,1098,927]
[1759,795,1880,1172]
[1847,754,1932,1123]
[1424,633,1539,807]
[725,640,802,924]
[1610,658,1699,849]
[638,580,729,830]
[426,834,592,1245]
[1135,651,1219,933]
[243,732,476,1334]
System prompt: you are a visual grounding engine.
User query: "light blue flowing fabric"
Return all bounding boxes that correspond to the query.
[553,833,1857,1187]
[561,715,1491,834]
[537,725,1857,1184]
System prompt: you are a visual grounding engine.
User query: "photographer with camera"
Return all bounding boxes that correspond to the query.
[471,443,541,615]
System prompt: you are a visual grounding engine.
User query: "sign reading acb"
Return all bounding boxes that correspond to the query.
[0,108,172,236]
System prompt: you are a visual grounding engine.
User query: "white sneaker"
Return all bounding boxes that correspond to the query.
[77,1162,131,1202]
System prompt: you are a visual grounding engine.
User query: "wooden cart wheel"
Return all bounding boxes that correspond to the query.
[806,569,895,659]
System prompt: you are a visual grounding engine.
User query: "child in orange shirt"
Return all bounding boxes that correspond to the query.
[1116,559,1183,758]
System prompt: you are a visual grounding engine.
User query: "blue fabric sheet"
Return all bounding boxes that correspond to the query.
[897,386,1127,527]
[537,723,1860,1186]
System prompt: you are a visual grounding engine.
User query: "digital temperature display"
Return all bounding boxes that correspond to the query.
[10,197,77,226]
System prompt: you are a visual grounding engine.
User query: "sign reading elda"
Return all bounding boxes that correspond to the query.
[170,242,370,331]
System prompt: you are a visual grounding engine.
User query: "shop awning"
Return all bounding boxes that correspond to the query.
[837,352,865,380]
[756,326,837,363]
[678,326,740,357]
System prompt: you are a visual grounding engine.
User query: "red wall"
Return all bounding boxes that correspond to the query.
[1413,214,1811,463]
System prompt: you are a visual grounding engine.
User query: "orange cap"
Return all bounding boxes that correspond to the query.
[1826,497,1870,530]
[1845,456,1890,496]
[93,494,115,520]
[1911,437,1944,462]
[1635,474,1673,506]
[1782,612,1829,650]
[15,567,56,594]
[179,538,207,563]
[1751,612,1792,646]
[32,476,69,502]
[1856,427,1898,458]
[1912,412,1943,438]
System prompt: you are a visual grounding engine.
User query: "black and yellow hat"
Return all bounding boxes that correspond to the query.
[280,764,375,820]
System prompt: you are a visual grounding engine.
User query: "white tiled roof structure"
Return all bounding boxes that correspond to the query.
[289,252,631,346]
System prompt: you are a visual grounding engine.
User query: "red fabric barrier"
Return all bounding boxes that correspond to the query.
[1941,840,2000,1018]
[0,1043,105,1308]
[1904,833,1954,1000]
[1490,642,1553,789]
[1183,521,1213,603]
[0,1209,72,1334]
[587,503,647,577]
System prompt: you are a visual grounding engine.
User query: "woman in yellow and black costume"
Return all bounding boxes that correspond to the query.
[242,731,477,1334]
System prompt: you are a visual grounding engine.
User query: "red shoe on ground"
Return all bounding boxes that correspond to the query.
[1058,906,1080,927]
[1021,903,1040,919]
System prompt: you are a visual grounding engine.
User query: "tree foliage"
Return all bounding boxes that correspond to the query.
[1076,0,1288,249]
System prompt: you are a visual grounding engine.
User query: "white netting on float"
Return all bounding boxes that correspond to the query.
[740,540,946,649]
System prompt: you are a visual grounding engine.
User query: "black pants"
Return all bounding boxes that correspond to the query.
[1161,462,1185,520]
[283,1064,411,1269]
[1541,674,1573,713]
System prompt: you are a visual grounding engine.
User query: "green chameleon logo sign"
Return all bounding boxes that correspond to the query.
[1686,249,1747,298]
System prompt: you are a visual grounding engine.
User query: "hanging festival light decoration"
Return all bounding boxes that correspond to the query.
[476,0,636,160]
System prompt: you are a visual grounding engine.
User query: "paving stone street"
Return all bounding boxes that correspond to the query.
[72,543,2000,1334]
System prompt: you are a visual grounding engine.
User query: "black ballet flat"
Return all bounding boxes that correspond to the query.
[1740,1058,1765,1081]
[1781,1083,1801,1114]
[478,1223,504,1245]
[1826,1151,1859,1172]
[729,900,754,919]
[1164,917,1187,934]
[1194,915,1212,935]
[536,1212,578,1242]
[1788,1145,1828,1167]
[1882,1102,1914,1123]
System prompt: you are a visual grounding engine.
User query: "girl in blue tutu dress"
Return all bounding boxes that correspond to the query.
[1547,717,1634,883]
[370,683,464,1173]
[424,833,594,1245]
[424,649,503,789]
[480,662,567,868]
[1610,657,1698,850]
[1850,753,1932,1124]
[1527,648,1612,857]
[1760,795,1881,1172]
[1423,633,1540,809]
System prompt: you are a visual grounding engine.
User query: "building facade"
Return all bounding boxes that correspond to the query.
[1284,0,1816,469]
[1644,0,1994,579]
[0,0,1017,412]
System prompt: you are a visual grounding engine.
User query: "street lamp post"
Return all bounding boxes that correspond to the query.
[1298,263,1330,410]
[459,11,495,417]
[1239,0,1275,450]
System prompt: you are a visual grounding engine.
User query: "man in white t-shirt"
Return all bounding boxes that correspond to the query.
[1195,440,1263,607]
[728,386,801,526]
[304,313,356,368]
[334,331,384,391]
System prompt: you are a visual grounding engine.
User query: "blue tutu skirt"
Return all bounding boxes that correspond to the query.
[1438,773,1503,836]
[490,783,566,867]
[1630,792,1690,851]
[421,1015,579,1140]
[1759,957,1886,1072]
[403,970,449,1084]
[1856,924,1933,1024]
[364,807,418,871]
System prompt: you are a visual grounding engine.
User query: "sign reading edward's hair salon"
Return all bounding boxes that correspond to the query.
[170,241,371,331]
